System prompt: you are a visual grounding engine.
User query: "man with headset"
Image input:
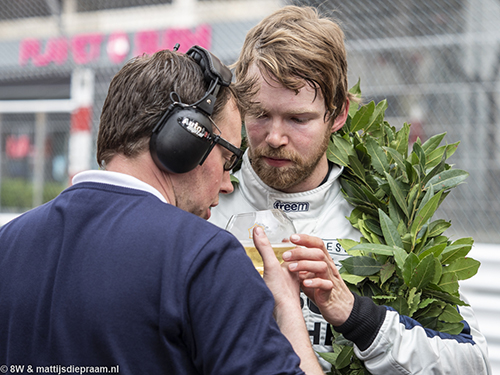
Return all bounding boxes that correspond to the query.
[0,46,325,374]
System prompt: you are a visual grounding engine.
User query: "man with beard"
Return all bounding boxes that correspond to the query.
[209,5,491,375]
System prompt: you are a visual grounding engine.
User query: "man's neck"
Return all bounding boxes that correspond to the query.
[105,152,175,204]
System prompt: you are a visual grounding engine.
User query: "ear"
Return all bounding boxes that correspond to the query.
[330,98,350,133]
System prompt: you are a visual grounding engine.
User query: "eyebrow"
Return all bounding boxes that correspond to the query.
[248,103,321,117]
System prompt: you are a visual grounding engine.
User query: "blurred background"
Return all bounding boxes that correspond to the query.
[0,0,499,372]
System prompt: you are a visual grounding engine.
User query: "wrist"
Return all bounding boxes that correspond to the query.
[334,293,387,351]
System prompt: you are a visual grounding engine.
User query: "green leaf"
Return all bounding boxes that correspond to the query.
[349,78,362,96]
[414,224,430,254]
[385,172,410,218]
[431,258,443,284]
[425,287,467,306]
[388,196,405,227]
[341,179,368,201]
[317,350,339,364]
[327,135,356,167]
[364,218,383,236]
[403,252,420,286]
[327,84,478,367]
[336,346,354,369]
[418,298,438,311]
[366,137,390,175]
[418,242,447,260]
[359,222,381,243]
[421,150,447,187]
[453,237,474,247]
[384,147,407,171]
[412,142,427,175]
[418,182,434,211]
[386,296,410,316]
[372,295,397,303]
[230,174,239,184]
[421,132,446,154]
[435,321,464,335]
[347,155,366,182]
[425,142,459,169]
[341,273,367,285]
[444,258,480,280]
[350,243,400,256]
[378,209,404,249]
[439,304,464,323]
[393,246,408,271]
[409,254,436,290]
[427,219,451,237]
[340,256,383,276]
[419,316,438,330]
[394,122,410,157]
[408,288,422,317]
[416,300,445,318]
[351,101,375,133]
[440,243,472,264]
[380,262,396,285]
[338,238,360,252]
[360,186,386,210]
[347,79,362,120]
[410,190,443,241]
[405,162,420,185]
[438,272,459,295]
[425,169,469,192]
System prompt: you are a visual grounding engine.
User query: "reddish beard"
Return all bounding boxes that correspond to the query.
[249,132,331,191]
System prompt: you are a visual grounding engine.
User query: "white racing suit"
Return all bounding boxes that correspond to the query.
[210,151,491,374]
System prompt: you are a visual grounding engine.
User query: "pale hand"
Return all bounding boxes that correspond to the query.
[283,233,355,327]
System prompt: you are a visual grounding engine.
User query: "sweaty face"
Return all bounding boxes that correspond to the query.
[245,65,333,193]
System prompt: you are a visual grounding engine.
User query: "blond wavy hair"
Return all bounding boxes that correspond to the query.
[233,5,353,122]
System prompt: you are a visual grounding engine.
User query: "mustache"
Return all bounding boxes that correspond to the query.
[251,146,302,164]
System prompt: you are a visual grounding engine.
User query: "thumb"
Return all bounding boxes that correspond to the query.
[252,226,279,267]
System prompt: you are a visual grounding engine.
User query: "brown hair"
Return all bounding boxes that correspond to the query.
[97,49,248,168]
[234,5,353,121]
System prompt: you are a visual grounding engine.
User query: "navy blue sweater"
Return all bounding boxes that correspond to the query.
[0,181,304,374]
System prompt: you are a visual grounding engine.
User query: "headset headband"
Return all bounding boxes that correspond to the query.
[185,45,232,116]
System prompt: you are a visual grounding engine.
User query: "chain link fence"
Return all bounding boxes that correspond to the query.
[0,0,499,244]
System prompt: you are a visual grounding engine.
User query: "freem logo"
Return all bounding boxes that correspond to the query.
[273,200,310,212]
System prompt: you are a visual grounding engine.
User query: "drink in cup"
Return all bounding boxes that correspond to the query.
[225,209,296,275]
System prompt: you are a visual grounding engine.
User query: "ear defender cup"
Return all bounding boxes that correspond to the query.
[149,45,233,174]
[150,104,215,174]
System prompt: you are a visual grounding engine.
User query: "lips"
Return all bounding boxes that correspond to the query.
[263,156,291,168]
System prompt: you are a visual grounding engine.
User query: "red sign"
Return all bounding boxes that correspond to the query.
[19,24,211,67]
[6,135,31,159]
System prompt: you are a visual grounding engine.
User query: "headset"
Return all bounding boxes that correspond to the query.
[149,45,236,174]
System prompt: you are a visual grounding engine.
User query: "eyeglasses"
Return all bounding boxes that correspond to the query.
[199,117,243,172]
[212,135,243,171]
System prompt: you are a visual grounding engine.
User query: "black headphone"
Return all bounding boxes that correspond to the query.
[149,45,233,174]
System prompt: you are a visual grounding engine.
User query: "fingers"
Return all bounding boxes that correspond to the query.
[290,233,327,252]
[302,277,334,290]
[284,234,341,280]
[288,259,329,275]
[252,226,277,265]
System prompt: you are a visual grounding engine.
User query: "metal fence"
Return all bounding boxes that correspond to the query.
[0,0,499,244]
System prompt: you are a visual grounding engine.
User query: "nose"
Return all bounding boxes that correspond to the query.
[219,170,234,195]
[265,120,288,149]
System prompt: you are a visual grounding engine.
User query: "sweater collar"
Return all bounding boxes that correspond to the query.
[72,170,168,204]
